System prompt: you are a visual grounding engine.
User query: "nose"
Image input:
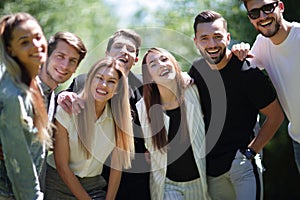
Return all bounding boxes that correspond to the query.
[120,45,129,54]
[59,59,69,69]
[207,38,217,48]
[259,10,268,19]
[32,38,42,48]
[98,79,107,87]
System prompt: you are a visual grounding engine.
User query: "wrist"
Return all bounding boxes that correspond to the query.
[241,147,257,160]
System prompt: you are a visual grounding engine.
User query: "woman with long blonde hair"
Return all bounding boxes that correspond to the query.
[45,57,134,200]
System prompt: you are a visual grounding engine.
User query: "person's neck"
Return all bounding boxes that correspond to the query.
[38,66,58,91]
[95,101,106,119]
[206,49,232,71]
[270,19,292,45]
[157,80,180,110]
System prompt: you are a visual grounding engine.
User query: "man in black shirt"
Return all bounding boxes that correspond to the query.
[189,10,284,200]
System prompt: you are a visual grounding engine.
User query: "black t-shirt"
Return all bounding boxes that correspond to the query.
[165,106,200,182]
[189,55,276,176]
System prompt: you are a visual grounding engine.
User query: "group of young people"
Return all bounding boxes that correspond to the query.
[0,0,299,199]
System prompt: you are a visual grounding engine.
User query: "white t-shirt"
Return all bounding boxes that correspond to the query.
[47,104,116,178]
[249,22,300,142]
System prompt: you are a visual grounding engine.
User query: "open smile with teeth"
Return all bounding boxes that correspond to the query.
[160,68,170,76]
[96,88,108,95]
[118,57,128,63]
[31,51,45,58]
[260,19,273,27]
[207,49,219,55]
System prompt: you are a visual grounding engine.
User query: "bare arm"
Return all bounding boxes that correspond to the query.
[54,120,91,200]
[105,148,122,200]
[248,99,284,153]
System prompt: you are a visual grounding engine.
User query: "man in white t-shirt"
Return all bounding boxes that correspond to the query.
[233,0,300,173]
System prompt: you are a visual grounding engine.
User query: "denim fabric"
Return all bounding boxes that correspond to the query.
[292,140,300,173]
[207,150,262,200]
[0,73,45,200]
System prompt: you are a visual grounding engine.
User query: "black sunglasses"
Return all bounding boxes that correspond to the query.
[247,2,279,20]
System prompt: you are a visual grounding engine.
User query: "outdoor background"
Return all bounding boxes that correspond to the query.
[1,0,299,199]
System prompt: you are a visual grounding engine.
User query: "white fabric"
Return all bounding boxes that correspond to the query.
[47,104,116,178]
[136,85,210,200]
[248,22,300,143]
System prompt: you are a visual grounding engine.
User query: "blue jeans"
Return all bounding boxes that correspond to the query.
[207,150,263,200]
[292,140,300,173]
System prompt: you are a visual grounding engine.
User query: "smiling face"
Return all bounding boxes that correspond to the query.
[44,40,80,87]
[90,65,120,104]
[246,0,282,38]
[106,35,137,75]
[194,18,230,66]
[8,19,47,78]
[145,51,176,85]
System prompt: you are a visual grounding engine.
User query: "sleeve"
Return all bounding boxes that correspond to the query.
[249,35,265,70]
[243,68,276,110]
[66,74,87,93]
[54,105,73,130]
[0,96,43,200]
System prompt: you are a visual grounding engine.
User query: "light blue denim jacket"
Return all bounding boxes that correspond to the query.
[0,72,45,200]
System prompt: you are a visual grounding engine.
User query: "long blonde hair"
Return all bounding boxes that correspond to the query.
[75,57,134,169]
[0,12,52,147]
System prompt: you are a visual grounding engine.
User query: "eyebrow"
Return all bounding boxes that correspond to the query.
[96,73,118,81]
[17,35,29,42]
[149,55,163,65]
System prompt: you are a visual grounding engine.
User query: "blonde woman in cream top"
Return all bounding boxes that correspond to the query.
[45,57,134,200]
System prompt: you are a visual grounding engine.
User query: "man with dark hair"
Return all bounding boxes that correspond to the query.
[38,31,87,121]
[189,10,284,200]
[233,0,300,174]
[58,29,151,200]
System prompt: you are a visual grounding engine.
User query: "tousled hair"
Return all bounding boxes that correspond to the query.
[48,31,87,66]
[106,29,142,58]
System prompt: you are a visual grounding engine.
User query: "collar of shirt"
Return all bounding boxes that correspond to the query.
[96,103,113,124]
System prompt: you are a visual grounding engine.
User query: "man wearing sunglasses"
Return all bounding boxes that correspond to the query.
[233,0,300,174]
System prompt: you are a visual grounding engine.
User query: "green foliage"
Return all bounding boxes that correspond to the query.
[1,0,300,198]
[1,0,120,89]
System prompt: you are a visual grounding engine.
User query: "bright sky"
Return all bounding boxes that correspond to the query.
[104,0,165,26]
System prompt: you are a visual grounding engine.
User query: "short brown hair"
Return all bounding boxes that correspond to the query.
[48,31,87,66]
[106,29,142,57]
[193,10,227,36]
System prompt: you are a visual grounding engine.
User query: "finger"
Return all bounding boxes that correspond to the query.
[72,102,82,115]
[60,101,72,114]
[246,53,255,58]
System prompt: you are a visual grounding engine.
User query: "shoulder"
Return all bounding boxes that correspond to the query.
[135,97,145,112]
[55,105,74,128]
[184,85,200,103]
[128,72,143,87]
[190,58,206,71]
[0,74,25,110]
[0,73,23,96]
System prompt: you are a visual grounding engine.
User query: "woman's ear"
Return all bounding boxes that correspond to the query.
[135,57,139,63]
